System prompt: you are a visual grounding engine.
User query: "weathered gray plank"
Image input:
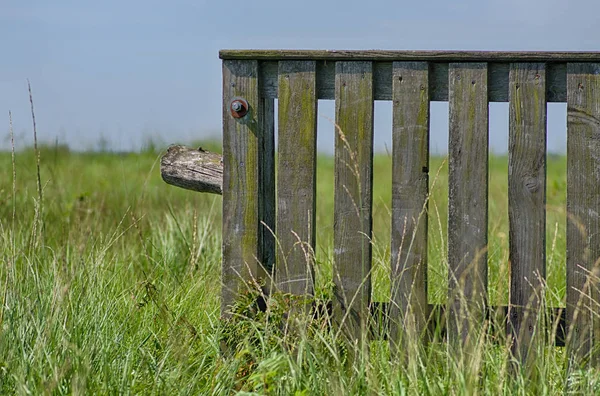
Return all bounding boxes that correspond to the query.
[276,61,318,296]
[566,63,600,368]
[261,61,566,102]
[447,63,489,347]
[508,63,547,371]
[221,50,600,62]
[221,60,263,317]
[333,61,374,341]
[389,62,430,352]
[161,145,223,194]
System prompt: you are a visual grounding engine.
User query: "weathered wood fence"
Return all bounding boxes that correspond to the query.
[216,50,600,369]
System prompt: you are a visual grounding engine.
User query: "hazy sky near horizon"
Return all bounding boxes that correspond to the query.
[2,0,598,152]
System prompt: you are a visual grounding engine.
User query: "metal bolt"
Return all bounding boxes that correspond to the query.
[230,97,248,118]
[231,101,243,112]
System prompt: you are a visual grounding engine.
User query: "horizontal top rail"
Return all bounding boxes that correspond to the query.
[220,50,600,62]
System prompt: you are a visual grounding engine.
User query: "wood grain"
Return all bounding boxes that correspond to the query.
[333,61,374,342]
[447,63,489,347]
[566,63,600,368]
[389,62,430,352]
[508,63,547,371]
[161,145,223,194]
[276,61,318,296]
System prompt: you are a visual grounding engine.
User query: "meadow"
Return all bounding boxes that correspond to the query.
[1,142,597,394]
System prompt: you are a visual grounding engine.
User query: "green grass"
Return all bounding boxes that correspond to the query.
[0,144,597,394]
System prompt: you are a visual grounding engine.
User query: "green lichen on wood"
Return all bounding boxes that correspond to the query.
[276,61,317,295]
[222,59,263,317]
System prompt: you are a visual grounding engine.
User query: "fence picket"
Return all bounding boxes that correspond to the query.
[333,61,374,341]
[508,63,547,370]
[390,61,430,351]
[447,63,489,347]
[276,61,318,296]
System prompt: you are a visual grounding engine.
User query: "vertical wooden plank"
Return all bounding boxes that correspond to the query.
[447,63,489,347]
[276,61,318,296]
[221,60,262,317]
[508,63,547,371]
[566,63,600,368]
[333,61,374,341]
[390,62,430,351]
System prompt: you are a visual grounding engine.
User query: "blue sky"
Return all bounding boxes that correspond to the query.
[1,0,598,152]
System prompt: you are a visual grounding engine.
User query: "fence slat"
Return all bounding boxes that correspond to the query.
[566,63,600,367]
[508,63,547,370]
[448,63,489,346]
[276,61,318,295]
[333,61,374,341]
[390,62,430,351]
[222,60,265,316]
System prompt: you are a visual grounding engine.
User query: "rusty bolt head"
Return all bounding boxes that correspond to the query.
[231,101,243,111]
[230,97,248,118]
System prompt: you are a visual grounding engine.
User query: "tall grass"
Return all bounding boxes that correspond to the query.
[1,141,599,394]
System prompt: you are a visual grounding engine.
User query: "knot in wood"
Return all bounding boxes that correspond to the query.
[524,176,539,193]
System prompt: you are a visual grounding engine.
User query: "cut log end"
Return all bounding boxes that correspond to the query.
[161,145,223,195]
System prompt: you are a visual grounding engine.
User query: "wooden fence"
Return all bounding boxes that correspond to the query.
[219,50,600,368]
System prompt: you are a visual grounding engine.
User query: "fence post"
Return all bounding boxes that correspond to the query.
[221,60,274,317]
